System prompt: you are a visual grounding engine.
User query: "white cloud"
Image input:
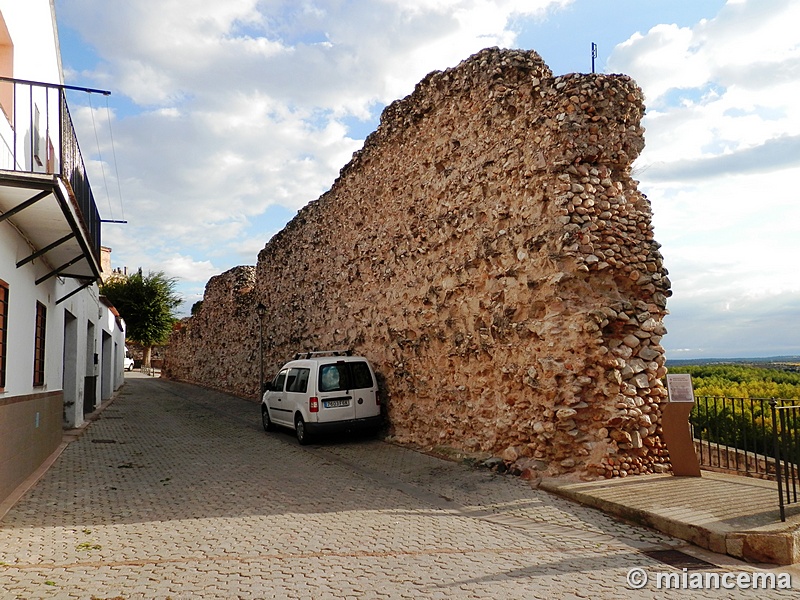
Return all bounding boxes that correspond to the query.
[610,0,800,170]
[664,291,800,358]
[159,254,221,282]
[56,0,571,312]
[609,0,800,358]
[611,0,800,357]
[611,0,800,108]
[59,0,570,262]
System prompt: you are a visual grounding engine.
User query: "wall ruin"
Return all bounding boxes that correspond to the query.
[165,47,672,480]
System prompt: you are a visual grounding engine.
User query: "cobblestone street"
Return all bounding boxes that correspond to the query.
[0,375,794,599]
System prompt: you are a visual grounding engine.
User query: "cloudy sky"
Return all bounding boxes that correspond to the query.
[54,0,799,360]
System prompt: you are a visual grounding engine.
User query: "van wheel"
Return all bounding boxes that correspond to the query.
[295,415,310,445]
[261,406,275,432]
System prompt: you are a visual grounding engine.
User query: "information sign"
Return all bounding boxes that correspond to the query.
[666,373,695,403]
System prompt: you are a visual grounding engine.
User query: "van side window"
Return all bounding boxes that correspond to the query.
[287,367,309,393]
[273,369,287,392]
[349,362,374,389]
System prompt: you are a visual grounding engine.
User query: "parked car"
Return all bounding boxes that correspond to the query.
[261,351,382,445]
[124,348,134,371]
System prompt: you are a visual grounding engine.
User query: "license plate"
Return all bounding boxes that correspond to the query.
[324,400,350,408]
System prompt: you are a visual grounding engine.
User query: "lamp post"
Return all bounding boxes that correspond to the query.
[256,302,267,401]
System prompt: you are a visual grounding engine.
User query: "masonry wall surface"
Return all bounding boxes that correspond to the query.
[165,48,672,480]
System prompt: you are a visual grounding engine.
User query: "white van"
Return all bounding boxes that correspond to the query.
[261,351,382,444]
[124,347,134,371]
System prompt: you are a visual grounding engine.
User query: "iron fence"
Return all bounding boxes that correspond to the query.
[771,401,800,521]
[690,396,800,521]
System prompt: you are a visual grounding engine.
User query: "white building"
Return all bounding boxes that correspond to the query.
[0,1,126,506]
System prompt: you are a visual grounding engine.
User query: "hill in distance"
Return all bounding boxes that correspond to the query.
[666,356,800,367]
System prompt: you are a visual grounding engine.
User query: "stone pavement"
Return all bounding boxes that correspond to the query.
[0,374,798,599]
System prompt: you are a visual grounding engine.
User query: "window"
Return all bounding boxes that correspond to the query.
[0,280,7,389]
[318,361,374,392]
[33,301,46,387]
[33,105,42,166]
[319,364,343,392]
[286,368,310,393]
[350,361,375,389]
[272,369,287,392]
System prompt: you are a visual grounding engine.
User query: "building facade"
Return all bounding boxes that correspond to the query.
[0,0,125,506]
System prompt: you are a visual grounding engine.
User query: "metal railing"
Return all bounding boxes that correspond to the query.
[0,76,102,261]
[771,401,800,521]
[690,396,800,521]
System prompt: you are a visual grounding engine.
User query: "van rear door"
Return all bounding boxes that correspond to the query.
[349,360,379,420]
[315,361,357,423]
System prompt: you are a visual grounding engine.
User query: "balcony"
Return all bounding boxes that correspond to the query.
[0,76,105,294]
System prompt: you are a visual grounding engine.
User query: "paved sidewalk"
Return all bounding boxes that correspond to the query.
[542,471,800,566]
[0,374,798,599]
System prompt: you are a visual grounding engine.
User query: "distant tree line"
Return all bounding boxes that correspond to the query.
[667,364,800,400]
[666,364,800,465]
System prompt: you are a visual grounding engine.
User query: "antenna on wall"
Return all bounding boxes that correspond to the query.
[591,42,598,74]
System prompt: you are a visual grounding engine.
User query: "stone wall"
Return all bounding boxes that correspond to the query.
[168,266,256,391]
[165,47,672,480]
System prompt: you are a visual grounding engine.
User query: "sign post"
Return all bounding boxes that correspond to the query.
[663,374,702,477]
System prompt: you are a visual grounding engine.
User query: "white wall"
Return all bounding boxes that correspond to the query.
[0,0,61,84]
[1,220,130,430]
[0,1,62,172]
[99,297,127,397]
[59,279,101,428]
[1,220,60,396]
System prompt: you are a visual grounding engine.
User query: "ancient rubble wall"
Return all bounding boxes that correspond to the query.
[165,48,672,480]
[168,266,257,392]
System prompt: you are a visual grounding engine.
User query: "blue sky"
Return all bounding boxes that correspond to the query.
[53,0,800,359]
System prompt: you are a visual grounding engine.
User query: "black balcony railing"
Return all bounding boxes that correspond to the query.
[0,76,103,262]
[60,94,101,262]
[691,396,800,521]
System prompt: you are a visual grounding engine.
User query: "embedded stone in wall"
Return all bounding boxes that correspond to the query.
[165,47,672,480]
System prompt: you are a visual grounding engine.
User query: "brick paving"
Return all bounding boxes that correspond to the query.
[0,374,796,598]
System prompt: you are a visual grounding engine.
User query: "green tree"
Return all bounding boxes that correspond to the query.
[100,269,182,367]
